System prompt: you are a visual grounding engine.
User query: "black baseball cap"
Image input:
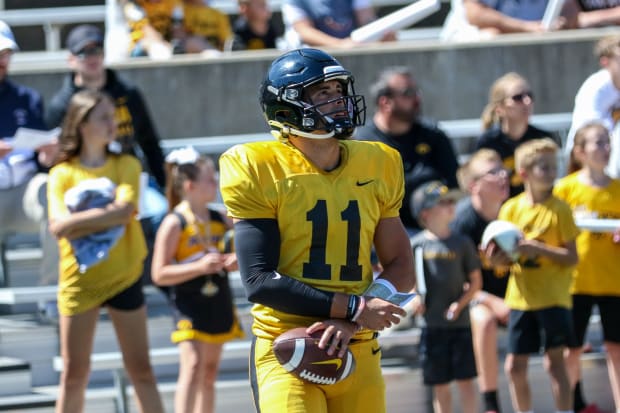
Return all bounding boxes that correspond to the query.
[66,24,103,55]
[411,181,463,218]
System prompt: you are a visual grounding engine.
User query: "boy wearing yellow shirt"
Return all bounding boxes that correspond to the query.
[488,138,579,413]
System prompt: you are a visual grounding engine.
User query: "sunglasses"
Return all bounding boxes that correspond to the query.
[507,91,534,103]
[389,87,420,98]
[76,46,103,60]
[474,167,508,181]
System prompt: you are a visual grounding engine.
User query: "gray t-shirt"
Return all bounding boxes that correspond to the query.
[410,231,480,328]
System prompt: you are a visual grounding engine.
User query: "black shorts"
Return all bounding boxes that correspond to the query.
[508,307,575,354]
[170,273,240,342]
[571,294,620,346]
[420,327,477,385]
[103,277,145,311]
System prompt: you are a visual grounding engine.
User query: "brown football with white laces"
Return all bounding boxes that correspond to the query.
[272,327,356,385]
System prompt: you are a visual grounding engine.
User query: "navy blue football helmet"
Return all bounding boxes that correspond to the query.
[259,48,366,140]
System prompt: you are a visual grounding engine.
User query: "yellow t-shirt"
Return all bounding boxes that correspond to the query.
[219,139,404,339]
[499,193,579,310]
[47,155,147,316]
[182,3,232,51]
[554,172,620,296]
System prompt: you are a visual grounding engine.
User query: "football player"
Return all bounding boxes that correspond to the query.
[219,48,415,413]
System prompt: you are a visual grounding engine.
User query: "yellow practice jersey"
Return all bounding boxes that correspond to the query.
[554,173,620,296]
[220,139,404,339]
[47,155,147,316]
[173,201,230,263]
[182,3,232,51]
[499,193,579,311]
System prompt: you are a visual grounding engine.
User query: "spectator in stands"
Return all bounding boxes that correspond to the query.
[151,147,243,413]
[554,122,620,413]
[563,0,620,28]
[229,0,281,51]
[451,148,511,413]
[486,138,578,413]
[566,34,620,179]
[354,66,459,233]
[48,89,164,413]
[441,0,574,41]
[46,24,168,285]
[121,0,232,57]
[119,0,179,59]
[476,72,555,197]
[281,0,394,49]
[409,180,482,413]
[0,20,59,284]
[176,0,234,54]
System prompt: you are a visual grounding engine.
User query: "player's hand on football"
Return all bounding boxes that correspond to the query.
[307,319,357,358]
[355,296,406,331]
[482,240,512,267]
[515,238,542,257]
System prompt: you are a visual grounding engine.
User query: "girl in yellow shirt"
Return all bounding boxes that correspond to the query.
[47,90,164,413]
[554,122,620,413]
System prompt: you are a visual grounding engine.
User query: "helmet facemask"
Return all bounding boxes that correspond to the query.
[298,87,366,139]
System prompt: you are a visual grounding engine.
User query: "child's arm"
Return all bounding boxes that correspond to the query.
[49,201,135,240]
[516,239,578,266]
[151,214,226,286]
[447,268,482,321]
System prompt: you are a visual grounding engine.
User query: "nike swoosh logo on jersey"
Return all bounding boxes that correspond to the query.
[356,180,374,186]
[371,347,381,355]
[272,272,282,280]
[312,359,342,369]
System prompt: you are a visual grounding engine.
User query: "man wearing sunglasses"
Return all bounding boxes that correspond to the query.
[45,24,168,285]
[354,66,459,234]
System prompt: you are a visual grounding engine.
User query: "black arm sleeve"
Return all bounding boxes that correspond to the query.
[234,219,335,317]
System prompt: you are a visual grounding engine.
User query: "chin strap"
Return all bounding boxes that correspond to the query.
[268,120,335,140]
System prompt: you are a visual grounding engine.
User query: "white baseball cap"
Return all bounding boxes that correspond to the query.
[0,20,18,52]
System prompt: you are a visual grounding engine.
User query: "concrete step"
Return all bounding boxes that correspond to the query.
[0,357,32,397]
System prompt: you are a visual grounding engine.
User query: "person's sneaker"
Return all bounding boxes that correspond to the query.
[579,403,608,413]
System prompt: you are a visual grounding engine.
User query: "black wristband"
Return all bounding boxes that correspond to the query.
[346,295,359,320]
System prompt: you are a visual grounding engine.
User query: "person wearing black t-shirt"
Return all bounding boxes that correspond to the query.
[451,148,511,413]
[355,66,459,233]
[475,72,557,197]
[229,0,280,51]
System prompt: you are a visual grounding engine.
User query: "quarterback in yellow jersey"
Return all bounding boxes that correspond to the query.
[554,122,620,413]
[219,49,415,413]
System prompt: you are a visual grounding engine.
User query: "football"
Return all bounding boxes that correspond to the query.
[272,327,356,385]
[480,220,523,261]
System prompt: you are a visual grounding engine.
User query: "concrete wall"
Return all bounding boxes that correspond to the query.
[10,28,619,140]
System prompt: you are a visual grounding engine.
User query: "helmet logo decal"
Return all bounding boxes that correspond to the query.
[284,89,300,100]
